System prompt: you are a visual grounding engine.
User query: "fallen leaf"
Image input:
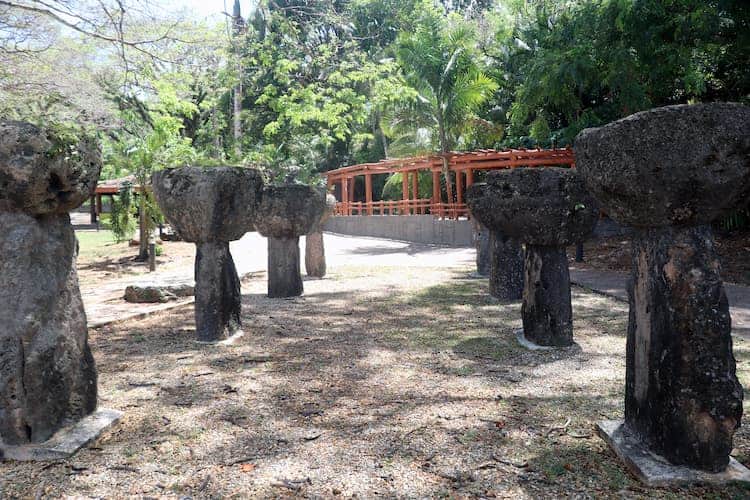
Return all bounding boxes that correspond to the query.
[240,463,256,473]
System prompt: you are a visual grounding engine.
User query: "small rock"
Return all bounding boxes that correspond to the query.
[123,283,194,303]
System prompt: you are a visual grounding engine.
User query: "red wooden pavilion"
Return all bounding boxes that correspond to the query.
[323,148,575,219]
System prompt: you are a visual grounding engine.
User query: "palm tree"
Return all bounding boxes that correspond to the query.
[394,10,498,203]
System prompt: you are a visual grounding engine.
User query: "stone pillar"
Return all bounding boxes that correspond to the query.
[305,193,336,278]
[473,221,491,277]
[195,241,242,342]
[304,231,326,278]
[467,167,596,347]
[0,121,117,455]
[624,225,742,471]
[256,183,327,298]
[268,236,303,297]
[522,245,571,346]
[575,103,750,475]
[489,231,524,301]
[0,213,97,445]
[153,166,263,342]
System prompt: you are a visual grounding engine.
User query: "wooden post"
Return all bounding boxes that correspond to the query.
[456,169,464,205]
[466,168,474,187]
[89,194,97,225]
[96,193,102,215]
[349,177,355,215]
[401,171,409,215]
[365,173,373,215]
[343,177,348,214]
[412,170,419,214]
[432,170,441,217]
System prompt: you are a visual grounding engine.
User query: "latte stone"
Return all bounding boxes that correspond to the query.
[255,185,327,298]
[0,121,121,460]
[576,103,750,481]
[468,167,597,346]
[153,166,263,342]
[305,192,337,278]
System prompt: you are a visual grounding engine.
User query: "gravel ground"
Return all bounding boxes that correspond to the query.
[2,263,750,499]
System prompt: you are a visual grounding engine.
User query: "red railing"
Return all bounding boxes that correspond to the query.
[334,199,469,218]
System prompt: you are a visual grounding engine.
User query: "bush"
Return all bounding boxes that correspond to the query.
[110,182,136,243]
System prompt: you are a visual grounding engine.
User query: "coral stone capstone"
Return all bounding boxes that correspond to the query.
[0,121,101,215]
[467,167,597,246]
[152,166,263,243]
[574,103,750,227]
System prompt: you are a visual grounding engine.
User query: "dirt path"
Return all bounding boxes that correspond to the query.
[76,232,475,328]
[2,260,749,498]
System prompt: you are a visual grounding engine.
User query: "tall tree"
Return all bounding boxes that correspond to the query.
[500,0,750,146]
[395,7,498,202]
[238,0,404,178]
[231,0,245,157]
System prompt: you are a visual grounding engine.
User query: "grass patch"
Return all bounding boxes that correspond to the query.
[371,277,522,360]
[76,230,120,260]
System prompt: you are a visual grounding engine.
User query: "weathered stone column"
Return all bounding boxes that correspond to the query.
[472,221,491,277]
[195,241,241,341]
[0,121,121,459]
[305,193,336,278]
[522,244,572,346]
[153,167,262,342]
[488,231,524,301]
[467,186,524,299]
[269,236,303,296]
[256,185,326,298]
[468,168,597,346]
[576,103,750,477]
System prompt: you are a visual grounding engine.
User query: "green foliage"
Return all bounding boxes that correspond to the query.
[394,7,499,154]
[110,182,136,243]
[44,122,83,159]
[6,0,748,192]
[499,0,750,146]
[381,172,433,200]
[239,1,408,178]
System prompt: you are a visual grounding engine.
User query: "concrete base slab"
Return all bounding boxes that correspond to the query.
[514,329,555,351]
[0,408,123,461]
[597,420,750,486]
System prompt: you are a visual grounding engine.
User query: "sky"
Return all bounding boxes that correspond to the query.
[175,0,257,21]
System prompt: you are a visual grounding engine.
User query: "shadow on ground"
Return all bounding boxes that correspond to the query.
[2,265,749,499]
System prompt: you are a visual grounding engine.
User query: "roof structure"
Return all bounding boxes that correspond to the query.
[323,148,576,219]
[94,175,141,195]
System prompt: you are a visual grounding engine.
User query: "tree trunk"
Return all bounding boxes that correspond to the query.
[233,81,242,157]
[211,107,222,159]
[376,111,389,158]
[137,193,148,261]
[438,118,454,205]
